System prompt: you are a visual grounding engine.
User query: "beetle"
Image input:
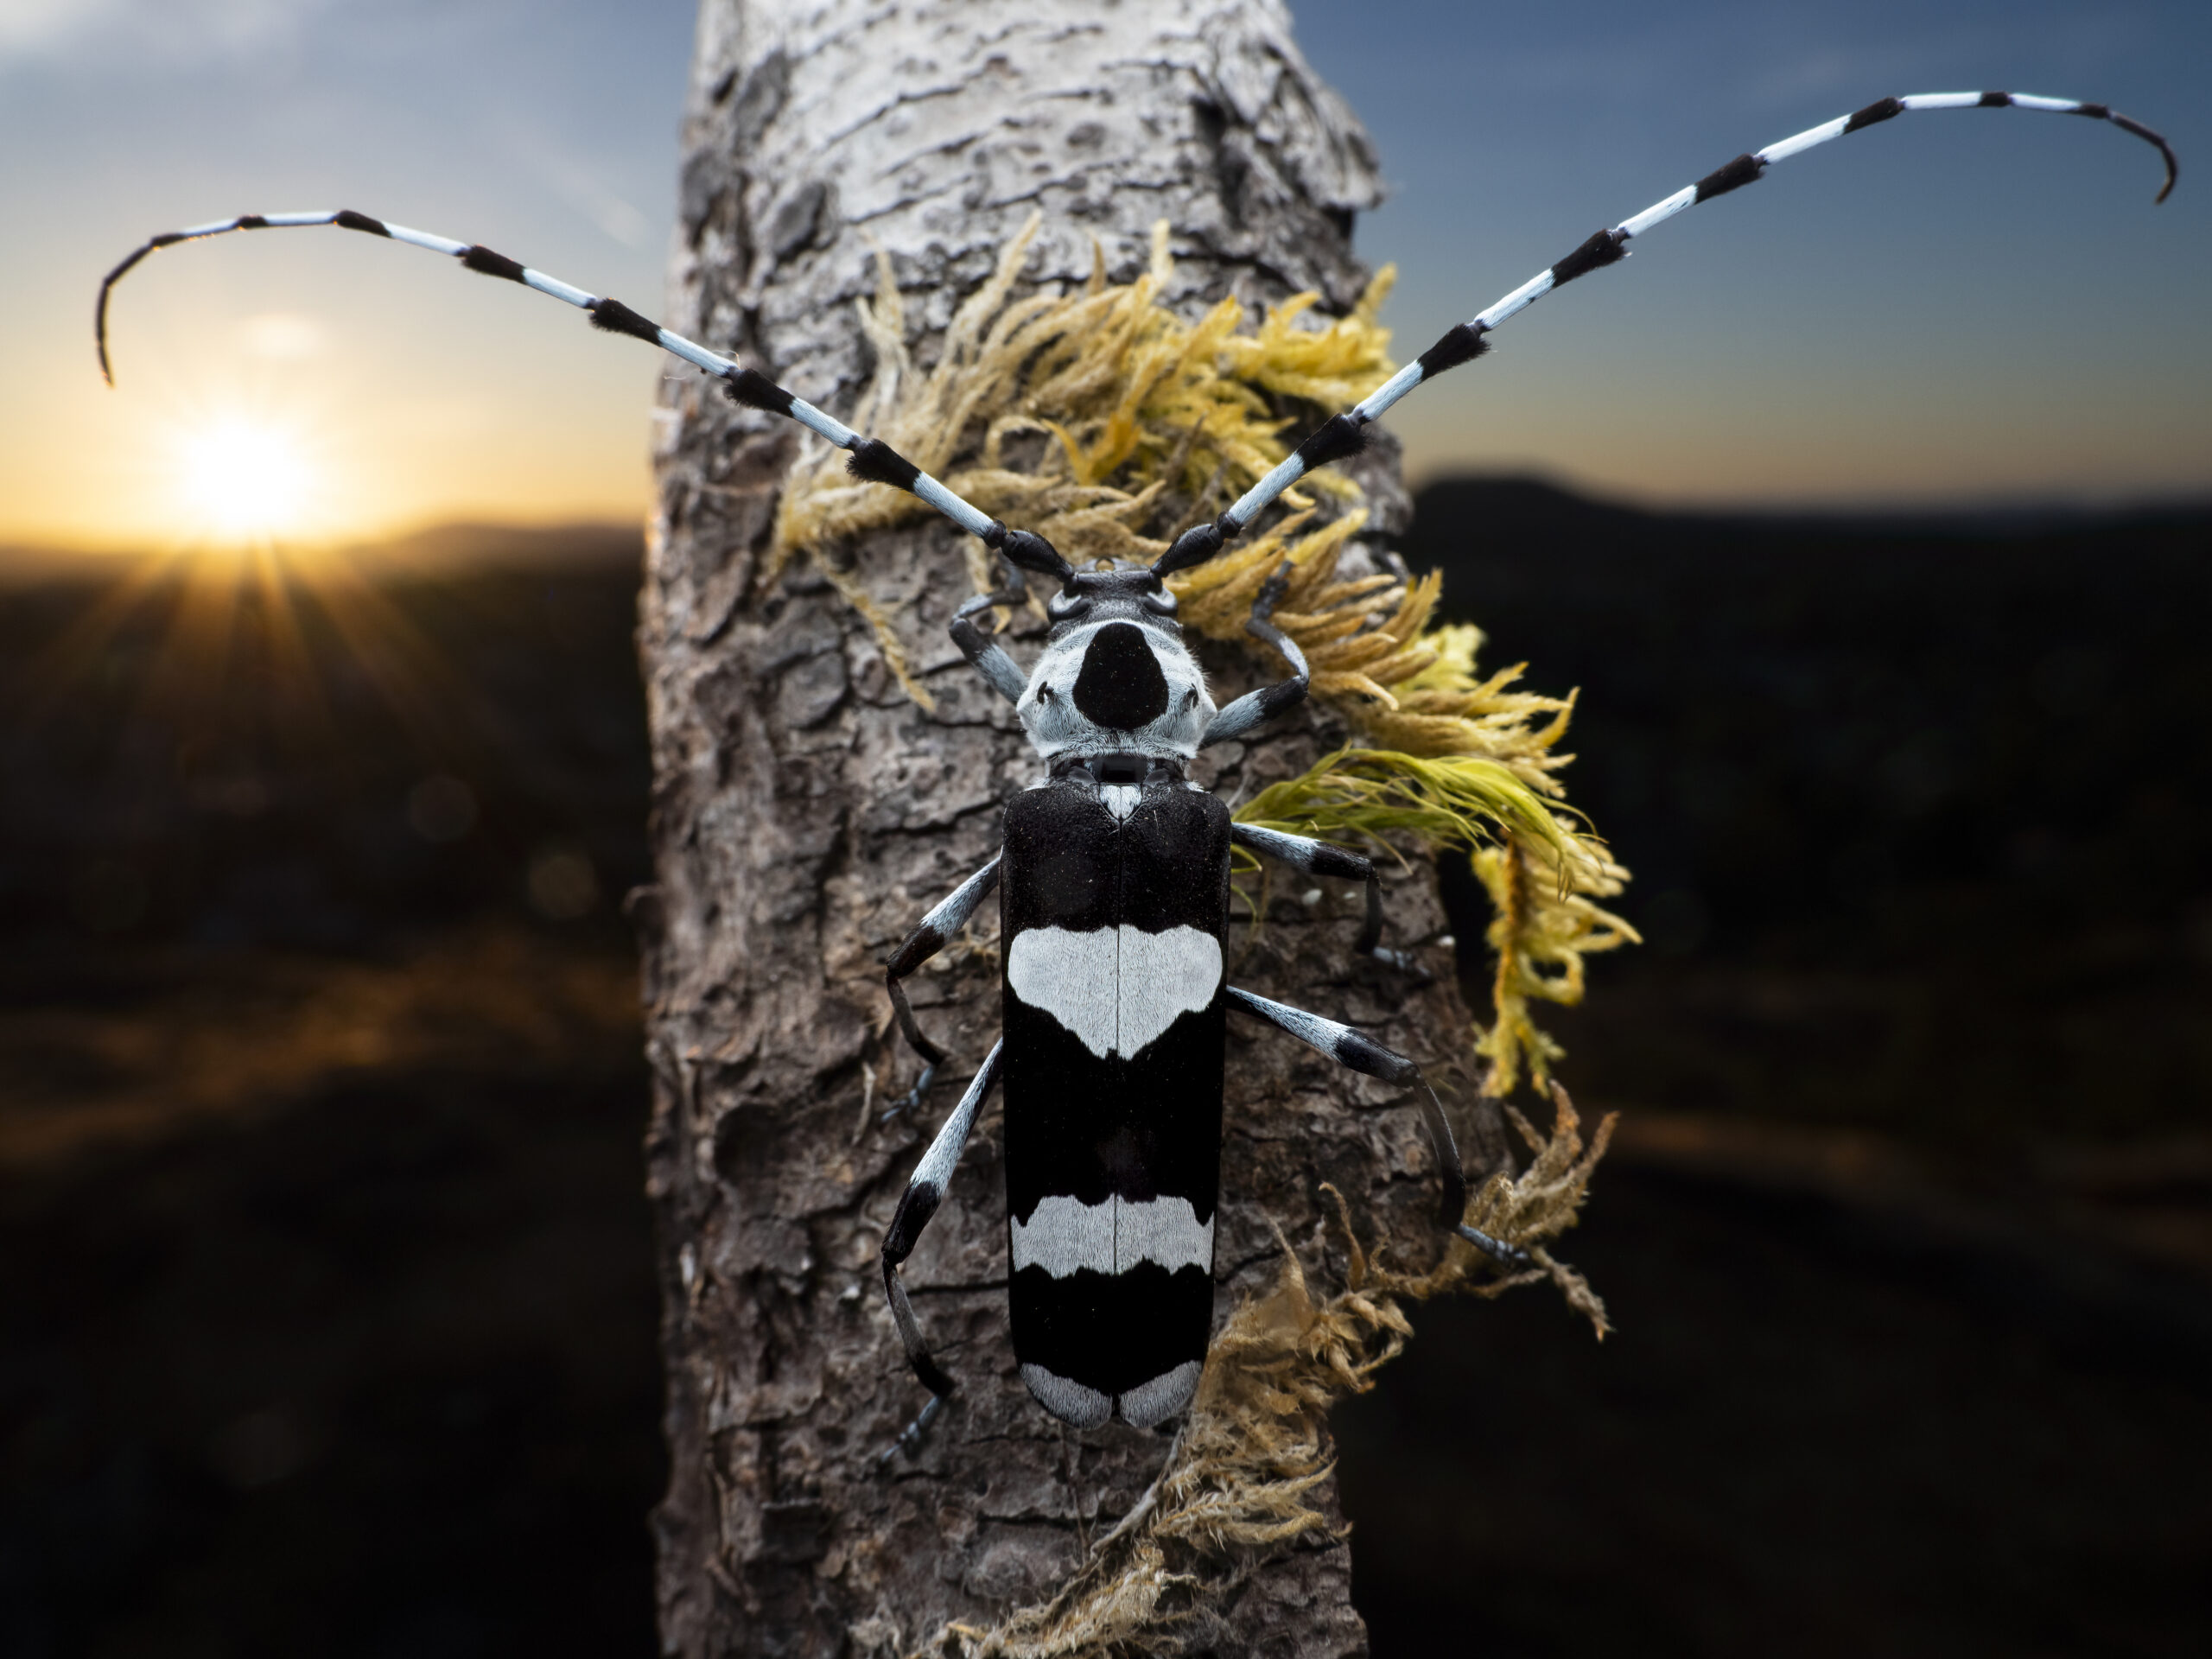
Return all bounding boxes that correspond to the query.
[93,86,2175,1451]
[874,550,1514,1447]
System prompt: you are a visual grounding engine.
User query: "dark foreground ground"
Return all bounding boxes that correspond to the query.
[3,486,2208,1656]
[0,938,660,1659]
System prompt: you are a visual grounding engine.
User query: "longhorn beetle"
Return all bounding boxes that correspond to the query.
[97,90,2176,1450]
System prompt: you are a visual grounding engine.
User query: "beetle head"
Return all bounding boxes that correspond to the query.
[1017,569,1213,761]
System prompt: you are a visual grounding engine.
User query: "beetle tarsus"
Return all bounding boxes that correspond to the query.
[882,1061,937,1121]
[879,1392,946,1466]
[1457,1222,1531,1270]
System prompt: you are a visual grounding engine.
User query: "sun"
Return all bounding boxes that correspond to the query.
[175,416,315,543]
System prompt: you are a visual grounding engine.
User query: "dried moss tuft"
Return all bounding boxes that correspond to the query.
[906,1088,1616,1659]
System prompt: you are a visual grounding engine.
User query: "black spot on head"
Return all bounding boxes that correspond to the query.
[1073,623,1170,731]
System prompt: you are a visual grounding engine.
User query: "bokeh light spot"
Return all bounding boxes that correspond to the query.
[527,846,599,920]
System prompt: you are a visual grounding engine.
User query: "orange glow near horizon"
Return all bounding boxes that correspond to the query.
[6,273,664,562]
[12,519,489,821]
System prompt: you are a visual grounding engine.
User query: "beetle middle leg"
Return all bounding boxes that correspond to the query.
[880,1039,1003,1463]
[883,853,1001,1116]
[1224,986,1526,1268]
[1229,822,1421,972]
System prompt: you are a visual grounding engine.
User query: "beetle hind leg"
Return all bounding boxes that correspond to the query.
[878,1040,1003,1464]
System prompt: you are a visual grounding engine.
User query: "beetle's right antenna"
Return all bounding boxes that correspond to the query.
[1154,88,2177,577]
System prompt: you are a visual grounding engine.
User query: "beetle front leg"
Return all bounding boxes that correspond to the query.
[1199,567,1308,748]
[945,551,1033,705]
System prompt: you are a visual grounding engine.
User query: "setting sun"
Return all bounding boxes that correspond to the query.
[175,416,315,543]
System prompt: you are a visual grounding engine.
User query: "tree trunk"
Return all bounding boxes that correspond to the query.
[638,4,1478,1653]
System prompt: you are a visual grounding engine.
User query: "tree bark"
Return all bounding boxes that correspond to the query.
[638,4,1481,1653]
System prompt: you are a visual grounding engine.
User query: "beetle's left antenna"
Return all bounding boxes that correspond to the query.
[93,207,1079,580]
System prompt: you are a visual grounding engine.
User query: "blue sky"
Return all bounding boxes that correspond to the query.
[3,0,2205,550]
[1298,0,2210,505]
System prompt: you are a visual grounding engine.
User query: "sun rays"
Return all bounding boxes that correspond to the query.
[8,520,484,872]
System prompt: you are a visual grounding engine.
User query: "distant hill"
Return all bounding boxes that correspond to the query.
[1402,474,2212,1141]
[1403,473,2212,553]
[6,480,2206,1141]
[0,521,644,585]
[0,553,650,956]
[334,521,644,574]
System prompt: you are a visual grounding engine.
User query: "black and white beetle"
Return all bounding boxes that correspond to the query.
[873,550,1513,1445]
[94,89,2174,1447]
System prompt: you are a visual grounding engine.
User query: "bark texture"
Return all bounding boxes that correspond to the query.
[639,4,1487,1653]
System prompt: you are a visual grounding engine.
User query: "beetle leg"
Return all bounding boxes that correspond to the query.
[879,1040,1003,1464]
[946,552,1031,704]
[1224,987,1525,1268]
[882,855,1001,1117]
[1199,566,1308,748]
[1229,822,1423,973]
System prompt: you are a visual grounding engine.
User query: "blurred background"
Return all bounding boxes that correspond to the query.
[3,2,2208,1654]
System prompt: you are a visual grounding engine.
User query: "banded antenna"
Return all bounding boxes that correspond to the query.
[1148,90,2176,574]
[99,91,2173,585]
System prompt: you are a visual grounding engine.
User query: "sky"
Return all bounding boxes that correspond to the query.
[2,0,2207,555]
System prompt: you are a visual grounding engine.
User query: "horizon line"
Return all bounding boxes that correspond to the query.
[7,473,2211,571]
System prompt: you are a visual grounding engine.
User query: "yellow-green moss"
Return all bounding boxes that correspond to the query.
[766,221,1629,1656]
[769,213,1637,1096]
